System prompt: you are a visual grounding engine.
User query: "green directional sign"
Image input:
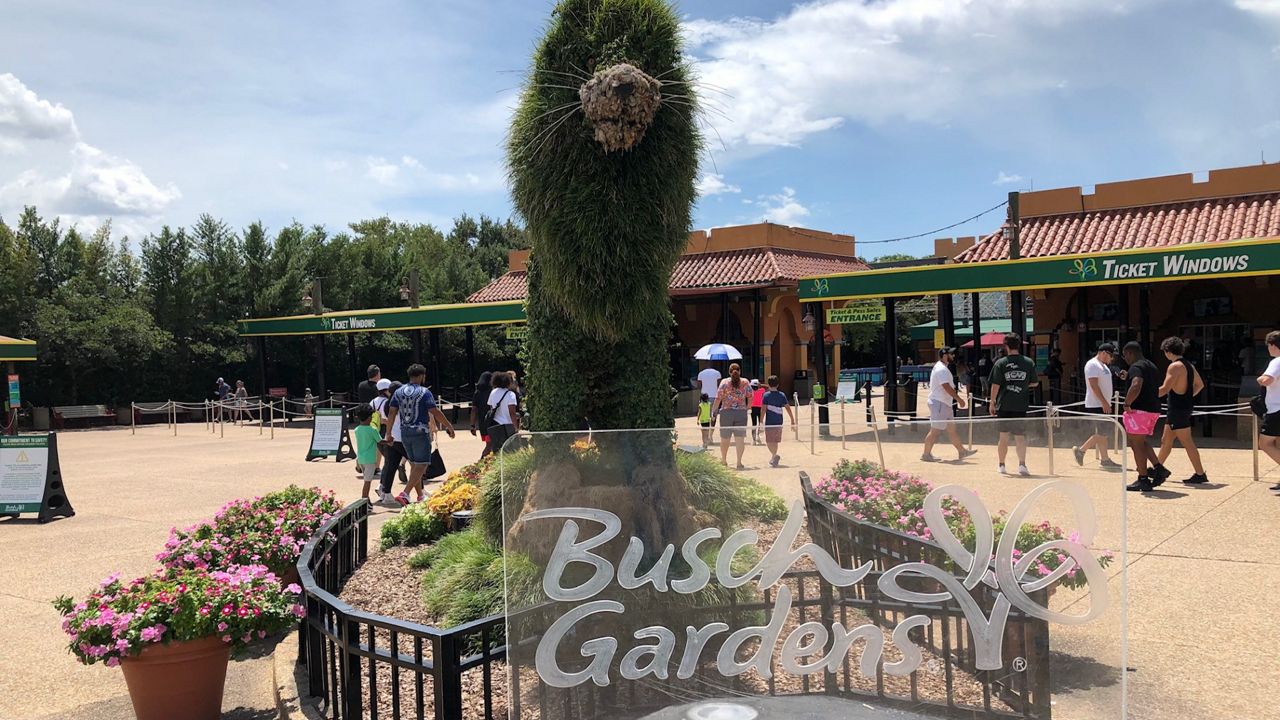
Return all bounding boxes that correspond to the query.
[238,300,525,337]
[801,237,1280,301]
[0,337,36,362]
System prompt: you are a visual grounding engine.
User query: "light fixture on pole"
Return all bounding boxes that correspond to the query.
[399,283,411,302]
[801,308,816,333]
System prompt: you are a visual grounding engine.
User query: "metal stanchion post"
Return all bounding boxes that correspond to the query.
[869,407,886,469]
[131,404,136,436]
[1113,391,1122,449]
[792,393,800,442]
[840,399,847,451]
[220,404,225,439]
[259,402,264,435]
[172,402,177,437]
[1253,411,1261,482]
[968,397,975,452]
[809,397,816,456]
[270,400,275,440]
[1046,401,1055,477]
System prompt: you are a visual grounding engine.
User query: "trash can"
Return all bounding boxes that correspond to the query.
[897,372,920,420]
[814,382,830,436]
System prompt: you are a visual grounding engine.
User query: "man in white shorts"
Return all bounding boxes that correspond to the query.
[922,347,978,462]
[1072,342,1121,468]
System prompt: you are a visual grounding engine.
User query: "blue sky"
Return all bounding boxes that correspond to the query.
[2,0,1280,258]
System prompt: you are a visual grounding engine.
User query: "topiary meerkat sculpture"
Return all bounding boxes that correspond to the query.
[506,0,704,554]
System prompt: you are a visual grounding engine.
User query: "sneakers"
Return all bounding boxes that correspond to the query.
[395,492,410,507]
[1018,464,1030,477]
[1072,446,1085,466]
[1126,477,1154,492]
[998,464,1007,475]
[1183,473,1209,484]
[1151,464,1172,483]
[921,453,940,462]
[1100,459,1122,469]
[959,449,978,460]
[769,455,780,468]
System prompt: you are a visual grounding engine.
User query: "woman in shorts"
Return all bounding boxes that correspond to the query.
[711,363,752,469]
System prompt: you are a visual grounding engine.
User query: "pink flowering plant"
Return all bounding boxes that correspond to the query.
[53,565,305,667]
[813,459,1112,591]
[157,486,340,577]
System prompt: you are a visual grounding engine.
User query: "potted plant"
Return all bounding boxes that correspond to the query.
[54,565,305,720]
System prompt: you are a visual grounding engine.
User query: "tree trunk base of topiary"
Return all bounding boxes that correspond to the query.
[120,635,230,720]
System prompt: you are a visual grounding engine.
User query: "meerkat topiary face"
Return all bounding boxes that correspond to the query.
[579,62,662,152]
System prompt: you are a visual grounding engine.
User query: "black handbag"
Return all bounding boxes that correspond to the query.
[1251,387,1268,419]
[426,448,447,480]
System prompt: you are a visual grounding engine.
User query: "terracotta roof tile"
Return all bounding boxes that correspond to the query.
[954,192,1280,263]
[466,247,869,303]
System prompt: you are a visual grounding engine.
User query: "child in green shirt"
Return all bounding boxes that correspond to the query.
[354,404,380,503]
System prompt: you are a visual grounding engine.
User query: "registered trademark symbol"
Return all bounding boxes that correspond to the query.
[1012,657,1028,672]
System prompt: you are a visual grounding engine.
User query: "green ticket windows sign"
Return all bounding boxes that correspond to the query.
[238,300,525,337]
[506,325,530,342]
[826,305,886,324]
[801,237,1280,301]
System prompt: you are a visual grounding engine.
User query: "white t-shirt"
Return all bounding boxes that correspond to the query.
[1084,356,1113,409]
[927,361,954,404]
[486,388,520,426]
[371,395,389,420]
[1264,356,1280,413]
[697,368,722,398]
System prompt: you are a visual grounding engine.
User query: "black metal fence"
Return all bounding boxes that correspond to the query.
[298,492,1049,720]
[801,472,1052,718]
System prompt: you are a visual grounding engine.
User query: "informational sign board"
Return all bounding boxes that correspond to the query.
[835,368,861,401]
[933,329,946,349]
[268,387,288,398]
[1,434,74,522]
[825,304,886,325]
[506,325,529,342]
[6,374,18,407]
[305,407,355,462]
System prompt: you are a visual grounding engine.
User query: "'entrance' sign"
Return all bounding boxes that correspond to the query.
[826,305,886,325]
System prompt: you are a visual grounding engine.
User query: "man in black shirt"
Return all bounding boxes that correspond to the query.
[357,364,381,405]
[1121,342,1171,492]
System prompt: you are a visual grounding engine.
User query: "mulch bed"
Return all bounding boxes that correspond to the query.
[336,521,1011,719]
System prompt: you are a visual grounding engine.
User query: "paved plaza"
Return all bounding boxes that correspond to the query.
[0,413,1277,719]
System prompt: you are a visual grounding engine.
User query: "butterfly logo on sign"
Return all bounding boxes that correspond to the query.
[1069,258,1098,281]
[878,481,1111,670]
[811,278,829,295]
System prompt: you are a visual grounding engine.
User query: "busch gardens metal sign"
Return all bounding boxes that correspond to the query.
[801,237,1280,301]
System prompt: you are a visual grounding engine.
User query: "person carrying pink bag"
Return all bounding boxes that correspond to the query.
[1119,342,1172,492]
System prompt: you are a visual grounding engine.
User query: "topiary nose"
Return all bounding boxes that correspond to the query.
[579,63,661,152]
[615,81,634,99]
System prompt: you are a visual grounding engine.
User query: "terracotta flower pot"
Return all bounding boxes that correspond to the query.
[120,635,230,720]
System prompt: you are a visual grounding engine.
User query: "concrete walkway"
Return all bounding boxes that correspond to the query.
[2,413,1277,719]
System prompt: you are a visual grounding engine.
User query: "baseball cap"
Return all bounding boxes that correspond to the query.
[938,346,956,356]
[750,378,760,387]
[1097,342,1117,354]
[376,378,392,391]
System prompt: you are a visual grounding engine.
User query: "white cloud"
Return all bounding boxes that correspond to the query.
[696,172,741,196]
[0,75,178,223]
[365,156,401,185]
[754,187,810,225]
[400,154,421,168]
[0,73,78,142]
[993,171,1024,186]
[682,0,1159,149]
[1236,0,1280,17]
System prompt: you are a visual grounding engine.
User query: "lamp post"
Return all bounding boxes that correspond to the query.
[402,270,423,363]
[304,279,326,400]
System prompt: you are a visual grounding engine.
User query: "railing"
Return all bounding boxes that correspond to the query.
[801,472,1051,719]
[296,499,507,720]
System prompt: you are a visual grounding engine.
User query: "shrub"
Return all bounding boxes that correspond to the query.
[476,446,538,548]
[680,449,788,525]
[157,486,340,577]
[379,502,448,549]
[427,482,479,521]
[813,459,1112,590]
[54,566,304,667]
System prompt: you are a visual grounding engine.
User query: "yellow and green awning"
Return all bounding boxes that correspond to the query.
[801,237,1280,302]
[0,336,36,362]
[237,300,525,337]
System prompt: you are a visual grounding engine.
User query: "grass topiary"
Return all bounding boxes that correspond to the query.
[379,502,448,550]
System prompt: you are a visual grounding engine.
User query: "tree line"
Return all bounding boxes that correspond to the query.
[0,207,529,407]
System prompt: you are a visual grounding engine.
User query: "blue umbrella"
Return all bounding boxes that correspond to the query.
[694,343,743,361]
